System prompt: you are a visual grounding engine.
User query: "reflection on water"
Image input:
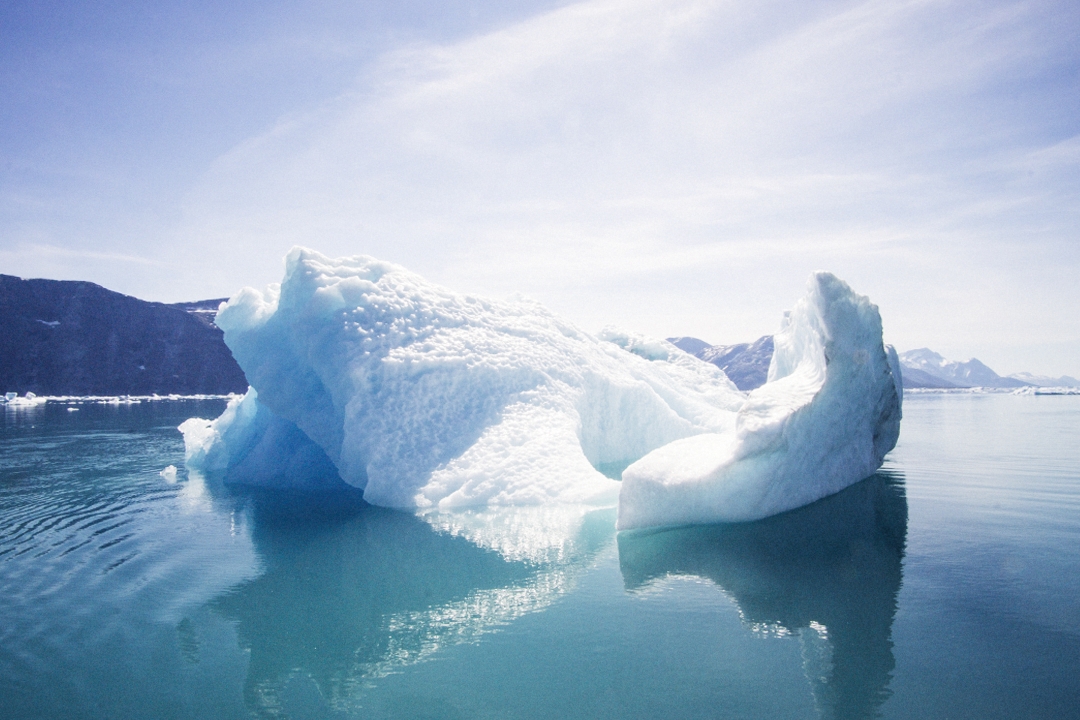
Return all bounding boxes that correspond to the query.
[421,505,616,564]
[0,400,258,720]
[618,473,908,720]
[210,488,615,716]
[6,397,1079,720]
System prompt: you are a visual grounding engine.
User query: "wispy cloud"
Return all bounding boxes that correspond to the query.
[27,244,165,266]
[161,0,1078,374]
[0,243,166,290]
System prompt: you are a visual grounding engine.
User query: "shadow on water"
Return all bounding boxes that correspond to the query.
[207,483,614,717]
[617,472,908,720]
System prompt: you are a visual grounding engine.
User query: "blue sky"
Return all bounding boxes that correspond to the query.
[2,0,1079,376]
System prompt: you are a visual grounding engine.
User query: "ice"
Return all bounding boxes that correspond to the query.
[184,248,743,509]
[1012,386,1080,396]
[2,392,47,407]
[0,393,237,407]
[617,272,902,529]
[178,388,343,490]
[181,251,901,528]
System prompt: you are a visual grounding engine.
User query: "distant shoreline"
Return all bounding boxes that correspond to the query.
[3,393,241,407]
[904,386,1080,396]
[6,388,1078,409]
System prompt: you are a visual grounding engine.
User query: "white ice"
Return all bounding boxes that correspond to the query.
[617,272,902,529]
[184,247,743,509]
[181,249,901,529]
[0,393,236,406]
[2,392,47,407]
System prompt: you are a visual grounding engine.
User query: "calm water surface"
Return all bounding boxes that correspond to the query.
[1,394,1078,719]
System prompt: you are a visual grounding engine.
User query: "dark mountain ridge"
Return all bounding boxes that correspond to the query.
[0,274,246,396]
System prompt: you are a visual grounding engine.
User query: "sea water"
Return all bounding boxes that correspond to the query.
[1,394,1077,719]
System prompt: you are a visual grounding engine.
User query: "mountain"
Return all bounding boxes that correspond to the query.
[1006,372,1080,388]
[666,336,712,357]
[0,275,247,396]
[897,348,1029,389]
[671,337,1068,392]
[894,366,963,389]
[670,335,960,391]
[668,335,773,391]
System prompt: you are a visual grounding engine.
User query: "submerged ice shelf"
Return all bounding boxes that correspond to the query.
[181,248,901,529]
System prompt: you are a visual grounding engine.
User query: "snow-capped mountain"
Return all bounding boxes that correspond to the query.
[670,339,1072,392]
[1006,372,1080,388]
[668,336,773,391]
[897,348,1029,389]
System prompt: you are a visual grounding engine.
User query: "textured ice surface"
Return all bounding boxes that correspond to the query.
[183,248,743,510]
[617,272,902,529]
[181,251,901,527]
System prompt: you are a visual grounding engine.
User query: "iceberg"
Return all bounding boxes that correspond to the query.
[181,249,901,529]
[2,392,48,408]
[617,272,902,529]
[182,248,743,510]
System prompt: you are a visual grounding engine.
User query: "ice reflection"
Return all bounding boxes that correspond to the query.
[211,490,614,716]
[618,472,907,720]
[420,504,615,564]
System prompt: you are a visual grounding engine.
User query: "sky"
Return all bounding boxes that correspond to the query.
[2,0,1078,377]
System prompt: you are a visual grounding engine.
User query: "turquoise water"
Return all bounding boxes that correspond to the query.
[1,394,1078,719]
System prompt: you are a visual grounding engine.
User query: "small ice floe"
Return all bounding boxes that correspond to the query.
[160,465,179,483]
[35,319,60,327]
[67,407,79,412]
[100,396,141,405]
[0,393,234,408]
[4,392,48,407]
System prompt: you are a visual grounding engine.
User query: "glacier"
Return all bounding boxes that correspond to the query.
[181,248,901,529]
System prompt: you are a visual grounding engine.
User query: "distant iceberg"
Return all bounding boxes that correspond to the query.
[181,248,901,529]
[617,272,902,529]
[2,392,47,407]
